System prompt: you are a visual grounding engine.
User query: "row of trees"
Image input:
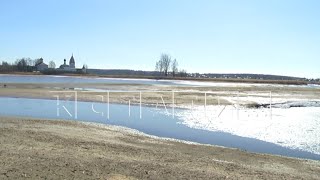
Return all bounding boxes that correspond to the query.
[0,58,56,72]
[155,53,187,77]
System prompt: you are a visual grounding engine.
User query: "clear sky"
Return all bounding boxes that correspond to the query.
[1,0,320,78]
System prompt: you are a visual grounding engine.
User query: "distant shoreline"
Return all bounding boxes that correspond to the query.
[0,72,316,85]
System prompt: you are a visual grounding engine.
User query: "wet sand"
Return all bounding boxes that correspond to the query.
[0,116,319,179]
[0,82,319,107]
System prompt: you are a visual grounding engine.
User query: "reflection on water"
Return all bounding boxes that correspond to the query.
[0,74,180,85]
[0,97,319,160]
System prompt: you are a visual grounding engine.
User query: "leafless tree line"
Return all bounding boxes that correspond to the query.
[155,53,187,77]
[0,58,56,72]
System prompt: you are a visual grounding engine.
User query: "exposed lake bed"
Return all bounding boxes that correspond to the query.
[0,96,319,160]
[1,75,320,155]
[1,116,319,179]
[0,74,320,178]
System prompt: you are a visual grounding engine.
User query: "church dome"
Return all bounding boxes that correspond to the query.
[69,54,75,64]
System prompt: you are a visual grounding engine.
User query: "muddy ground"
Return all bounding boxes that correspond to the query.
[0,83,319,108]
[0,116,319,179]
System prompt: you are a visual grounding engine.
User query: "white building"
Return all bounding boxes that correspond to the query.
[59,54,76,72]
[35,58,48,71]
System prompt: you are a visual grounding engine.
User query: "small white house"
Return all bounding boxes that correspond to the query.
[36,62,48,71]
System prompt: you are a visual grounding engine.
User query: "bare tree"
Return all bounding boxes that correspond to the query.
[156,54,170,76]
[179,69,187,77]
[0,61,12,72]
[171,59,178,77]
[1,61,9,67]
[26,58,34,67]
[15,58,28,71]
[48,61,56,69]
[155,61,163,75]
[162,54,171,76]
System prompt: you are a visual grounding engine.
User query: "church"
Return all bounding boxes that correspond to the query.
[59,54,76,72]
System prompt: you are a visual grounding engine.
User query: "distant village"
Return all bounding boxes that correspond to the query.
[35,54,87,74]
[0,54,87,74]
[0,54,319,82]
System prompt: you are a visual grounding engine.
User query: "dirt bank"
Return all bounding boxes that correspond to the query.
[0,116,319,179]
[0,83,319,108]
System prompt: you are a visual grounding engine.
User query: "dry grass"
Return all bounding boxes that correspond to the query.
[1,82,319,108]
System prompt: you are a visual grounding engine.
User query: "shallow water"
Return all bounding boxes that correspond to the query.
[0,97,319,160]
[0,74,176,85]
[1,74,319,88]
[176,105,320,156]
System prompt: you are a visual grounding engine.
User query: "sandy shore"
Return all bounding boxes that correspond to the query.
[0,116,319,179]
[1,83,319,108]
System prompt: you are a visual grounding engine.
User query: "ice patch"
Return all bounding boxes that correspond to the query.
[174,105,320,155]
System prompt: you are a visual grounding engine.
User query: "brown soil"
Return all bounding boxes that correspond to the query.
[0,83,319,108]
[0,116,319,179]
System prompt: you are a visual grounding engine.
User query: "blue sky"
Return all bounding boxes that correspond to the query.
[1,0,320,78]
